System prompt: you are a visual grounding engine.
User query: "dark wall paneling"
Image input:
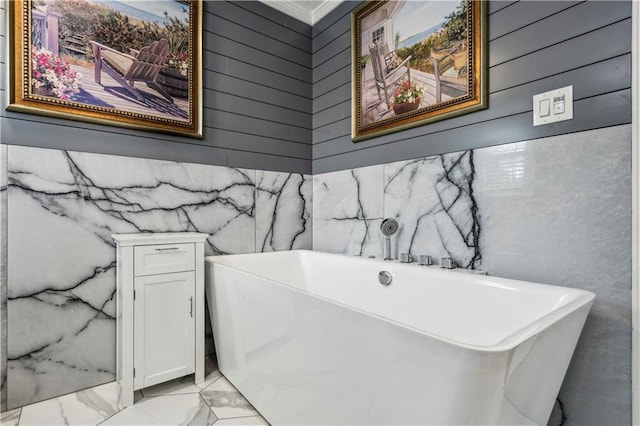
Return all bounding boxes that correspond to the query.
[313,1,357,41]
[205,90,310,129]
[207,109,311,144]
[488,1,579,40]
[487,0,518,15]
[313,30,351,68]
[233,0,312,44]
[204,52,311,97]
[205,10,310,67]
[313,64,350,100]
[0,1,312,174]
[206,70,310,114]
[313,37,631,146]
[203,31,310,83]
[313,54,631,156]
[311,0,632,174]
[227,148,312,173]
[313,14,352,57]
[0,114,227,163]
[491,2,629,62]
[313,89,631,173]
[313,48,351,85]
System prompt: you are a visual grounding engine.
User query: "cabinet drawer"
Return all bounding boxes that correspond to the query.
[134,243,194,276]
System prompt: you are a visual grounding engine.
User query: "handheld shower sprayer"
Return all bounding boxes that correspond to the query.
[380,218,399,260]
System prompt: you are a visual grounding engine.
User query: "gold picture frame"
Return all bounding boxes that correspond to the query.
[8,0,202,138]
[352,0,487,142]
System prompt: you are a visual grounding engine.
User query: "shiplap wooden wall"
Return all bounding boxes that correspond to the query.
[0,1,313,174]
[312,0,632,174]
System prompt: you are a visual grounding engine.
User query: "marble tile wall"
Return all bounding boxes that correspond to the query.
[0,125,632,424]
[313,125,632,426]
[0,145,312,410]
[313,151,481,267]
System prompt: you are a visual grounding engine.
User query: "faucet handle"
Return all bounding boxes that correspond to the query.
[400,253,413,263]
[418,255,432,266]
[440,257,456,269]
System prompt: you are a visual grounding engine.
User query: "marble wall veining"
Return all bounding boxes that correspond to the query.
[312,125,632,426]
[313,165,383,257]
[384,151,481,269]
[1,145,312,409]
[0,125,632,423]
[256,171,312,252]
[313,151,482,267]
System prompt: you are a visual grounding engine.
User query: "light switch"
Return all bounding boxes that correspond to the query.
[553,95,565,114]
[539,99,550,117]
[533,85,573,126]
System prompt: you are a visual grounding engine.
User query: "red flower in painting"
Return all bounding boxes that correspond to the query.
[31,47,81,100]
[389,79,424,106]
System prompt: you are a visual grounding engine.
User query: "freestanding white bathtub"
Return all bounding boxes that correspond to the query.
[205,250,594,425]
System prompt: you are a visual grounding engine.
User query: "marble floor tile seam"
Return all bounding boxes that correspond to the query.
[0,407,22,426]
[211,413,264,421]
[93,393,219,426]
[1,396,269,426]
[198,374,225,394]
[139,382,209,398]
[5,379,117,416]
[138,369,223,398]
[95,406,127,426]
[139,374,225,398]
[92,393,218,426]
[2,374,270,426]
[200,376,260,420]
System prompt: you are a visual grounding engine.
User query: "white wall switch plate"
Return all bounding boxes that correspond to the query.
[533,85,573,126]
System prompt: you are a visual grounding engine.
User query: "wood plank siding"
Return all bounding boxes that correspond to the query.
[0,1,313,174]
[311,0,632,174]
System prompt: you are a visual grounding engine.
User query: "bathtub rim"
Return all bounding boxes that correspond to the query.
[205,250,595,353]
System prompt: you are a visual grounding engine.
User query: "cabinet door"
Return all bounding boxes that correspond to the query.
[134,271,195,390]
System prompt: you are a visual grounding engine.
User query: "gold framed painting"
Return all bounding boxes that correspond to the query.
[352,0,487,142]
[8,0,202,138]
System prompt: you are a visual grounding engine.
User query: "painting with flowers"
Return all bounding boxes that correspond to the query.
[351,0,487,142]
[8,0,202,138]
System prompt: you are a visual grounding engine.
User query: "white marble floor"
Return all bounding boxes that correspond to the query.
[0,361,268,426]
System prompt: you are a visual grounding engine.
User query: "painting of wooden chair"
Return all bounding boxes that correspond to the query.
[90,38,174,104]
[431,41,468,103]
[369,42,411,107]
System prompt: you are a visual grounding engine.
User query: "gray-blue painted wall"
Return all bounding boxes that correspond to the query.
[1,1,630,175]
[0,1,313,174]
[312,0,631,174]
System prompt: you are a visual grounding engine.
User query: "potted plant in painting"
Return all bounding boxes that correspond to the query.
[155,14,190,99]
[31,47,81,100]
[390,80,424,115]
[157,50,189,99]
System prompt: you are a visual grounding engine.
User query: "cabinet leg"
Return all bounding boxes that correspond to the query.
[195,356,204,384]
[120,379,134,408]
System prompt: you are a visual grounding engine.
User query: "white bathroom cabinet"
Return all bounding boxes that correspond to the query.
[112,232,209,407]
